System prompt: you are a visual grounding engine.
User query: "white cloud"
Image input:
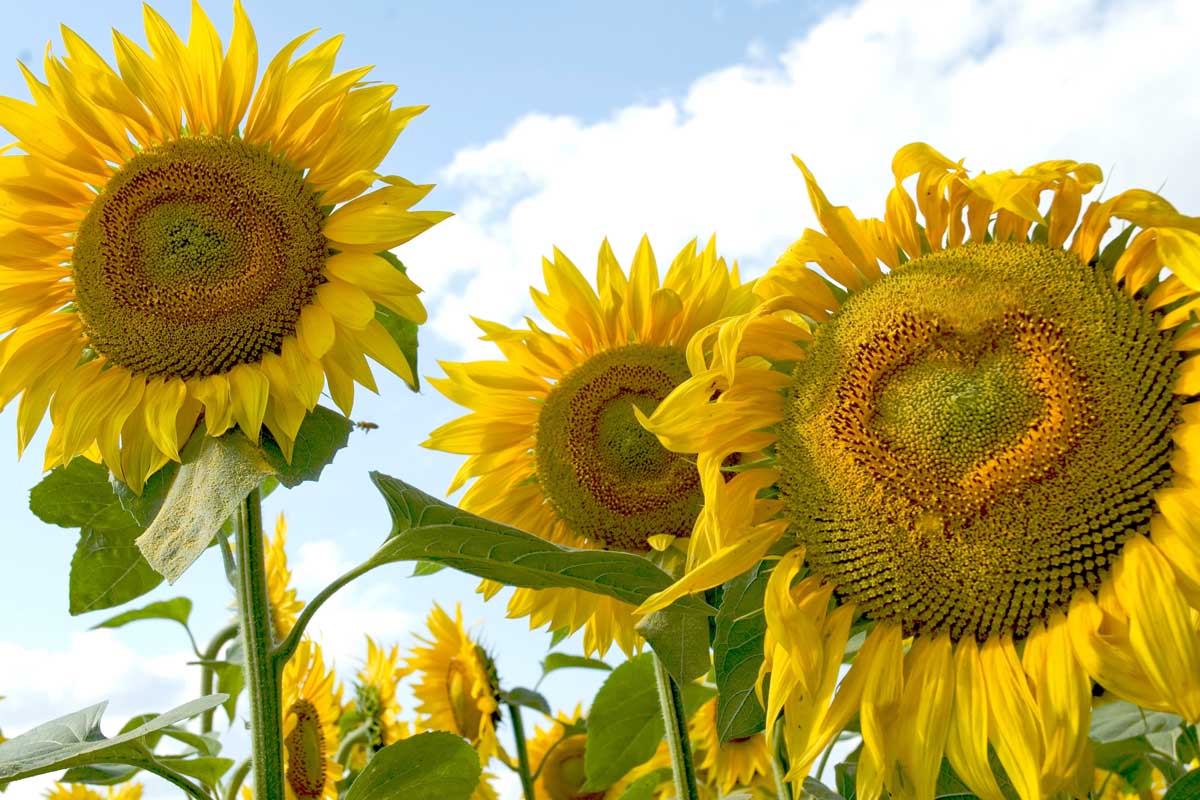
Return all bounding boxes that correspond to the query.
[403,0,1200,357]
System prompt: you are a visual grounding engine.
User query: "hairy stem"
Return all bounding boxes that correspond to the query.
[199,623,240,734]
[507,703,537,800]
[772,717,793,800]
[652,655,699,800]
[273,561,376,665]
[235,487,285,800]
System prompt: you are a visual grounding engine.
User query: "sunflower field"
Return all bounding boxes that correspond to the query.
[1,3,1199,800]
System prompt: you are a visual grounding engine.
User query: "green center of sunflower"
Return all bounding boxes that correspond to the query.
[72,135,327,380]
[284,698,329,800]
[780,241,1182,641]
[536,344,701,551]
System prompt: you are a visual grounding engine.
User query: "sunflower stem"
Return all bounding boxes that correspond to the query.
[235,485,285,800]
[652,654,699,800]
[771,718,793,800]
[199,622,240,734]
[507,702,537,800]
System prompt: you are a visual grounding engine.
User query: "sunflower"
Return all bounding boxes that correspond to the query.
[424,237,755,656]
[407,603,502,761]
[638,143,1200,800]
[689,697,772,795]
[44,784,142,800]
[0,1,447,492]
[344,636,409,768]
[281,639,344,800]
[526,706,672,800]
[266,512,304,640]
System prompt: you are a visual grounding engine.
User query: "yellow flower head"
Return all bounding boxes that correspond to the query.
[45,784,142,800]
[689,698,772,795]
[407,603,502,761]
[424,237,756,656]
[266,512,303,640]
[640,144,1200,800]
[0,1,448,491]
[526,706,672,800]
[346,635,410,766]
[281,639,344,800]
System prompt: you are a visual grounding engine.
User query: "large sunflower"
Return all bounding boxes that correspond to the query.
[424,237,756,656]
[0,1,447,491]
[639,144,1200,800]
[281,639,344,800]
[406,603,502,761]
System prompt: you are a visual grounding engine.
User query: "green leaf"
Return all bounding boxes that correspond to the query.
[137,432,273,583]
[58,764,140,786]
[802,778,843,800]
[376,251,420,391]
[213,662,244,724]
[343,731,480,800]
[583,654,663,791]
[31,459,136,530]
[0,696,226,784]
[69,527,164,615]
[1165,769,1200,800]
[542,653,612,676]
[615,768,672,800]
[91,598,192,632]
[370,473,715,615]
[501,688,552,717]
[1090,701,1183,743]
[261,406,353,488]
[411,561,447,577]
[635,606,710,684]
[112,462,180,527]
[712,561,772,741]
[157,755,233,787]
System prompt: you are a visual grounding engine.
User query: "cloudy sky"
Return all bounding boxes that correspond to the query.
[1,0,1198,797]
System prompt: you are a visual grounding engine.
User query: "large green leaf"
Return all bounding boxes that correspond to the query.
[30,459,136,530]
[615,768,673,800]
[0,696,225,784]
[376,251,420,391]
[583,654,664,791]
[92,598,192,633]
[636,607,710,683]
[343,731,480,800]
[112,462,180,528]
[1165,769,1200,800]
[136,432,273,583]
[500,688,552,717]
[370,473,714,615]
[261,406,352,487]
[1090,701,1183,742]
[712,561,772,741]
[69,527,164,615]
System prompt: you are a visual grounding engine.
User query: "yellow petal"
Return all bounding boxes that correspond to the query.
[857,624,904,800]
[945,640,1005,800]
[897,634,955,800]
[192,373,234,436]
[297,302,335,359]
[141,376,187,460]
[317,279,376,329]
[353,318,416,388]
[228,362,269,442]
[1023,612,1092,798]
[980,636,1044,800]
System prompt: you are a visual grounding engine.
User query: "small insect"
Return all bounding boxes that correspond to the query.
[354,420,380,433]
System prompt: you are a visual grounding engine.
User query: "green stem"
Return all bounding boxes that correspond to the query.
[651,654,699,800]
[140,758,212,800]
[273,561,376,665]
[772,718,793,800]
[199,623,241,734]
[814,732,836,783]
[334,724,371,767]
[223,758,252,800]
[507,703,537,800]
[235,486,285,800]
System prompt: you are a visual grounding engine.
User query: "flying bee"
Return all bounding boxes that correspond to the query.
[354,420,380,433]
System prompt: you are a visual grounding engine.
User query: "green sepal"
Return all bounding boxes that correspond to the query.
[260,405,352,486]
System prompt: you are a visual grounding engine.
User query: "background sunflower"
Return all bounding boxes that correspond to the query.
[424,237,755,656]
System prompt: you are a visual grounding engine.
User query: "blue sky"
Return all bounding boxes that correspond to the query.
[2,0,1199,797]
